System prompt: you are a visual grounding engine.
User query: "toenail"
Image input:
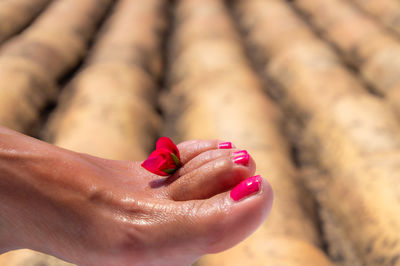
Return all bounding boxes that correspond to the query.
[233,152,250,166]
[219,142,234,149]
[233,150,248,156]
[230,175,262,201]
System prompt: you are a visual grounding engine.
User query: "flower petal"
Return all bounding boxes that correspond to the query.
[141,137,182,176]
[141,148,178,176]
[156,137,180,158]
[141,150,169,176]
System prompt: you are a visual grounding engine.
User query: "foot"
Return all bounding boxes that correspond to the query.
[0,129,273,266]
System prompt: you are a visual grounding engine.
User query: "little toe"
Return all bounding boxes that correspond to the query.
[168,150,256,201]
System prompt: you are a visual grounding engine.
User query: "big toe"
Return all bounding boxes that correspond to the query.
[164,176,273,258]
[168,150,256,201]
[203,176,273,253]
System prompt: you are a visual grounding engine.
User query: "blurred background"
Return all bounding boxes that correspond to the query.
[1,0,400,265]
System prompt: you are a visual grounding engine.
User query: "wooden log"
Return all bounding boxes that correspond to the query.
[45,64,160,160]
[166,0,333,265]
[235,0,400,265]
[171,0,241,57]
[88,0,168,79]
[0,0,51,44]
[0,57,56,133]
[234,0,314,59]
[45,0,166,159]
[292,0,400,117]
[0,0,113,133]
[294,0,385,64]
[1,0,113,78]
[349,0,400,37]
[303,95,400,266]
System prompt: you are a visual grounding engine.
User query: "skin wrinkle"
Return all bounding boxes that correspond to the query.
[193,196,231,252]
[179,149,226,174]
[114,211,154,252]
[118,201,187,255]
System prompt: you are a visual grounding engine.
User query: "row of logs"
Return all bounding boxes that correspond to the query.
[44,0,166,161]
[0,0,113,133]
[292,0,400,118]
[165,0,333,265]
[234,0,400,265]
[0,0,167,265]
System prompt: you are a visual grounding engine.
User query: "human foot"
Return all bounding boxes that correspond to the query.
[0,128,273,266]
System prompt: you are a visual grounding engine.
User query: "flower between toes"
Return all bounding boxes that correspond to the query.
[141,137,182,176]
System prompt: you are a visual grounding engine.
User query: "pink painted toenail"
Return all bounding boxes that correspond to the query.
[219,142,233,149]
[233,152,249,166]
[233,150,248,156]
[230,175,262,201]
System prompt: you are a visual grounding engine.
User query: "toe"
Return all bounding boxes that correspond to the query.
[164,176,273,255]
[174,149,232,177]
[177,139,235,164]
[201,176,273,253]
[116,177,273,265]
[168,150,256,201]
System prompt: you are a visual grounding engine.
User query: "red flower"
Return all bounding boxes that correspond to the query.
[141,137,182,176]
